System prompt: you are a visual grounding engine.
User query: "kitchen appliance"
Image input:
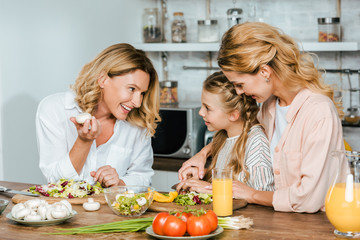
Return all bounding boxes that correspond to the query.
[152,103,206,158]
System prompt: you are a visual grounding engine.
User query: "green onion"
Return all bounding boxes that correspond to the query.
[46,217,154,235]
[218,216,253,230]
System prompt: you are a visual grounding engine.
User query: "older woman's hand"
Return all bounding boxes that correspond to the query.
[176,179,212,194]
[90,165,124,188]
[232,180,257,201]
[70,116,101,142]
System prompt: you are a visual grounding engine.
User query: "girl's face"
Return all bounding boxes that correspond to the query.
[199,90,231,132]
[100,69,149,120]
[222,70,273,103]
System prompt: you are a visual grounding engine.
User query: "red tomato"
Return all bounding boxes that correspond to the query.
[162,215,187,237]
[174,212,193,223]
[152,212,170,235]
[204,210,218,232]
[187,215,211,236]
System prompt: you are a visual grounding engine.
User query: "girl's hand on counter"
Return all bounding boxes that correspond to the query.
[90,165,124,188]
[70,116,101,142]
[176,179,212,194]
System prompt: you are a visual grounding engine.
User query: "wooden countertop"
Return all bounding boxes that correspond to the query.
[0,181,337,239]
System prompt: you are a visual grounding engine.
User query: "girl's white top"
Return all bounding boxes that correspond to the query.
[215,125,275,191]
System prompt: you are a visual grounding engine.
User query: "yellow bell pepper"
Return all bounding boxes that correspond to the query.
[153,191,178,203]
[344,139,352,151]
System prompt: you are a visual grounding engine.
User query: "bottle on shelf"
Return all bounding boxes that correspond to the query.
[171,12,187,43]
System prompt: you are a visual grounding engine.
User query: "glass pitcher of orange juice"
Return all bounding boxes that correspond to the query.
[325,151,360,238]
[212,168,232,216]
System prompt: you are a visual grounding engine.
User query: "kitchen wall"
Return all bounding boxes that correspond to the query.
[0,0,359,183]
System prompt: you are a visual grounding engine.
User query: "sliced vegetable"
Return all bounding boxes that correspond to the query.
[174,192,212,206]
[153,191,178,203]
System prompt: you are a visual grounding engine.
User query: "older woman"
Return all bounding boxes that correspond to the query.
[178,22,347,213]
[36,43,160,187]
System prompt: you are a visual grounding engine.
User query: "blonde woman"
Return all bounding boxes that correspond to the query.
[176,72,274,193]
[179,22,347,213]
[36,43,160,187]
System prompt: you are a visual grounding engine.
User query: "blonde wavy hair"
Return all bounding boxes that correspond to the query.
[71,43,160,136]
[203,72,260,183]
[218,22,343,118]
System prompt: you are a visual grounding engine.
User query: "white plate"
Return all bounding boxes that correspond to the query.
[6,210,77,226]
[145,226,224,240]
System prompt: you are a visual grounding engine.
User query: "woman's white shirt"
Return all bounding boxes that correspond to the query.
[36,91,154,186]
[270,99,290,161]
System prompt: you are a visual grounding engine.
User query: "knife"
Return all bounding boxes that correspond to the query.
[0,186,40,197]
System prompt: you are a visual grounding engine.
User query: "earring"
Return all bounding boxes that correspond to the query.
[265,78,270,82]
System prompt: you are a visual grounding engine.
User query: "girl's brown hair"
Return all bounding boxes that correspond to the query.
[71,43,160,136]
[218,22,343,118]
[203,72,260,183]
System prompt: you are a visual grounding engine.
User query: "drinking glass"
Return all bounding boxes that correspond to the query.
[212,168,233,216]
[325,151,360,238]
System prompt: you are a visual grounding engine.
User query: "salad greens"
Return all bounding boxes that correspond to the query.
[174,192,212,206]
[28,178,103,198]
[111,191,150,216]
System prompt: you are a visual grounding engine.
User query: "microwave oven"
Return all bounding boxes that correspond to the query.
[152,103,206,158]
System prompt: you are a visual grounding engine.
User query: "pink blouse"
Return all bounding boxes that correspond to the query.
[258,89,347,213]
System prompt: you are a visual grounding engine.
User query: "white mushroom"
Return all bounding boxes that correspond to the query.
[136,197,147,206]
[14,207,31,220]
[11,203,25,217]
[82,198,100,211]
[37,204,48,220]
[75,113,92,124]
[24,199,41,209]
[50,205,68,219]
[45,206,55,220]
[24,211,42,221]
[60,199,72,214]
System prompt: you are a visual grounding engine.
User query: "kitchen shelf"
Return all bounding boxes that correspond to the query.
[132,42,359,52]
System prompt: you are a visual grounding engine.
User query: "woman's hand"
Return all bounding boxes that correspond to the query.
[176,178,212,194]
[179,167,201,180]
[178,143,212,181]
[232,180,257,202]
[70,116,101,142]
[90,165,125,188]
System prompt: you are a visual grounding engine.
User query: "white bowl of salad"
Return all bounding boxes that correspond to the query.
[104,186,155,217]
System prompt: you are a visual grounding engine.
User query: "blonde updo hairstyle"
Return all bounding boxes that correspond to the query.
[218,22,343,118]
[203,72,260,183]
[71,43,160,136]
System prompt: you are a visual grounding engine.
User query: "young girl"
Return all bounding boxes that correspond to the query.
[176,72,274,193]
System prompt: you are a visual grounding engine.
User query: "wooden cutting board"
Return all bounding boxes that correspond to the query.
[148,198,247,212]
[12,192,107,205]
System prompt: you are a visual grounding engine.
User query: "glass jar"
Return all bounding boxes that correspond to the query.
[197,20,219,42]
[344,107,360,125]
[227,8,242,28]
[160,81,178,105]
[171,12,187,43]
[318,17,341,42]
[142,8,162,43]
[325,151,360,238]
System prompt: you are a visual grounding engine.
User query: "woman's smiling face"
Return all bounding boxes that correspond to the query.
[101,69,149,120]
[222,70,273,103]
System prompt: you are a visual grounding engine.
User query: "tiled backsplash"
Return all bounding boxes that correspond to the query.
[151,0,360,149]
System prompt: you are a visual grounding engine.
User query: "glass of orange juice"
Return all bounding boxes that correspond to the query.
[212,168,232,216]
[325,151,360,238]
